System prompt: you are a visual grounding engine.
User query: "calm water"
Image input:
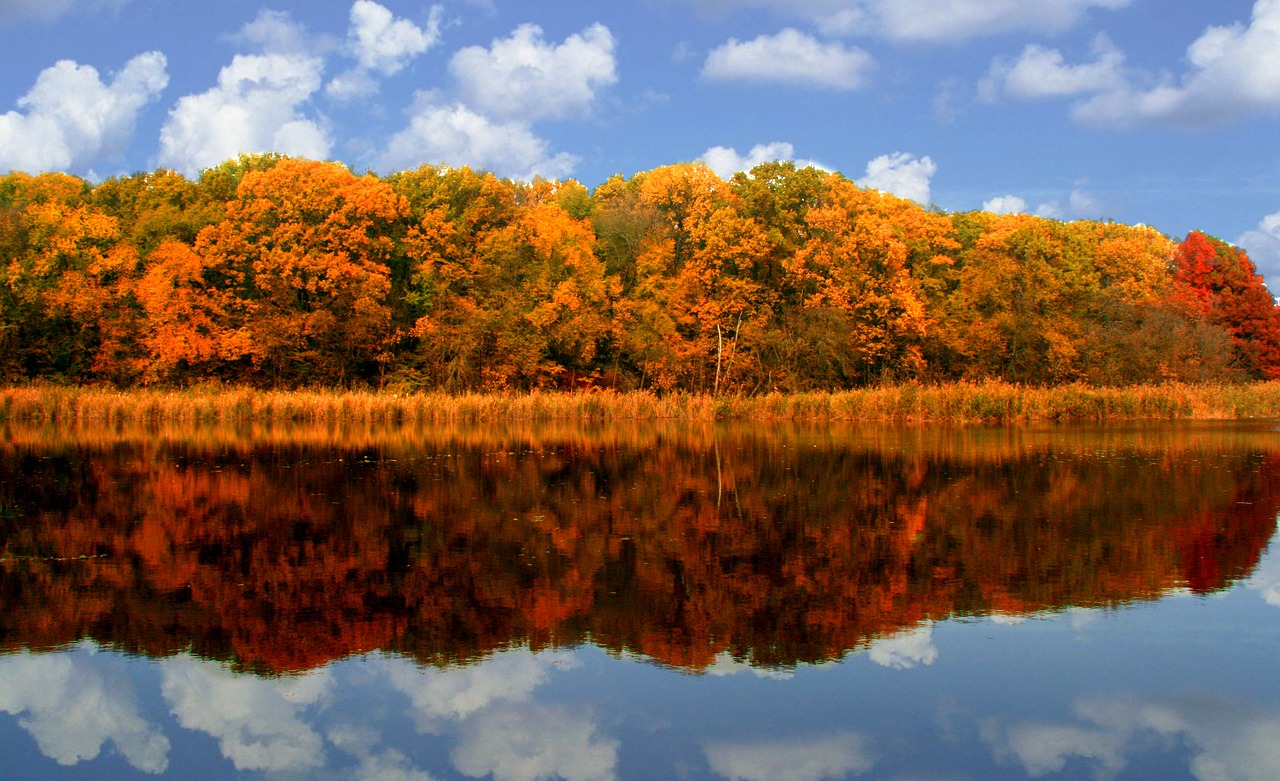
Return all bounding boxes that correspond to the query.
[1,419,1278,780]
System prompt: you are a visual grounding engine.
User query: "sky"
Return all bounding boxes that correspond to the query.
[2,0,1280,294]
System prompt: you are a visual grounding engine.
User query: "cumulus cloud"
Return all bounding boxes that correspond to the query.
[702,29,873,90]
[328,1,442,100]
[984,693,1280,781]
[384,649,576,729]
[981,35,1126,102]
[379,99,576,180]
[451,704,619,781]
[856,151,936,204]
[983,0,1280,128]
[867,624,938,670]
[0,649,169,774]
[700,142,827,180]
[704,732,876,781]
[158,50,329,177]
[160,654,330,772]
[685,0,1129,42]
[449,23,617,121]
[983,195,1029,214]
[0,51,167,175]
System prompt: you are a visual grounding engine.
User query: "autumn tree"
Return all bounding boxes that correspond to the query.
[194,158,408,386]
[1171,231,1280,379]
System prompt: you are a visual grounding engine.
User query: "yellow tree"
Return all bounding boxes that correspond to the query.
[782,177,958,386]
[0,172,141,381]
[195,158,407,386]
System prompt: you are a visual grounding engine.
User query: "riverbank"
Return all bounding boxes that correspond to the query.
[3,382,1280,424]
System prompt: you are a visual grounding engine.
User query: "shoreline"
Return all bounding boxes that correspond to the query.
[3,382,1280,425]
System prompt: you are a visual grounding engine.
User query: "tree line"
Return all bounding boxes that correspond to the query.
[2,154,1278,390]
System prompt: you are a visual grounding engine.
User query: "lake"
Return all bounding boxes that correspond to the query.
[1,419,1278,780]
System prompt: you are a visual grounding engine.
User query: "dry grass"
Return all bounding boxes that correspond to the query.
[2,381,1279,425]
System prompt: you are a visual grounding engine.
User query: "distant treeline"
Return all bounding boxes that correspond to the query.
[1,154,1278,391]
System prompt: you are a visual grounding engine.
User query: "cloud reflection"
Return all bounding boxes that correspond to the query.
[0,646,169,773]
[983,693,1280,781]
[384,648,578,730]
[867,623,937,670]
[160,653,331,772]
[1246,544,1280,608]
[705,732,876,781]
[452,703,619,781]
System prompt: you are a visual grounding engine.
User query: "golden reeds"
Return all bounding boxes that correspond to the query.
[2,381,1279,425]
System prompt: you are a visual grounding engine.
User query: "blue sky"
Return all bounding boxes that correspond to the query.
[3,0,1280,292]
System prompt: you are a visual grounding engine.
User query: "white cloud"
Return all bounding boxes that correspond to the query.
[451,704,619,781]
[685,0,1130,42]
[0,51,167,175]
[700,142,827,180]
[983,195,1029,214]
[328,1,442,100]
[1237,210,1280,299]
[349,1,441,74]
[702,29,873,90]
[385,649,576,729]
[380,99,576,180]
[236,8,317,55]
[867,624,938,670]
[984,1,1280,128]
[985,693,1280,781]
[856,151,936,204]
[704,732,876,781]
[981,35,1126,102]
[449,23,617,121]
[160,654,330,772]
[985,720,1128,776]
[158,51,329,177]
[0,648,169,774]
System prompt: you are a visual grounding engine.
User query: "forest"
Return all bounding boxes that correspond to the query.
[2,154,1278,391]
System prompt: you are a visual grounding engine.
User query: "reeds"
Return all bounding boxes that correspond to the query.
[2,381,1279,425]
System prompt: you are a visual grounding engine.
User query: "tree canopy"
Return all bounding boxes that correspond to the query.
[1,156,1276,389]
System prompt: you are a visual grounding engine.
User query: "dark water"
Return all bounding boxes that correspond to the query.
[1,419,1278,780]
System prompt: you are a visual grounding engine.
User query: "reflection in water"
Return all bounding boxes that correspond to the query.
[1,420,1276,675]
[0,420,1277,779]
[984,694,1280,781]
[704,732,876,781]
[0,645,168,774]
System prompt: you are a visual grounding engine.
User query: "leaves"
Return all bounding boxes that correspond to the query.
[1,156,1275,389]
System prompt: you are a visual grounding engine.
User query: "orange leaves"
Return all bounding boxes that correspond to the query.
[135,240,250,381]
[195,159,408,383]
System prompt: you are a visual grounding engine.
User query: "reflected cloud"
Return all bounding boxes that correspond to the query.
[705,731,876,781]
[0,646,169,773]
[159,653,330,772]
[451,703,619,781]
[384,648,578,730]
[983,693,1280,781]
[704,651,796,679]
[1247,545,1280,608]
[867,623,937,670]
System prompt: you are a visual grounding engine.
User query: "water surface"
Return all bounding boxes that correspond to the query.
[1,420,1278,779]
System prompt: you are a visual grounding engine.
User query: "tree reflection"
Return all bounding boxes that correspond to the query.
[0,422,1276,674]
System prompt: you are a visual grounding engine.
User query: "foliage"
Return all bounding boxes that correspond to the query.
[1,156,1276,391]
